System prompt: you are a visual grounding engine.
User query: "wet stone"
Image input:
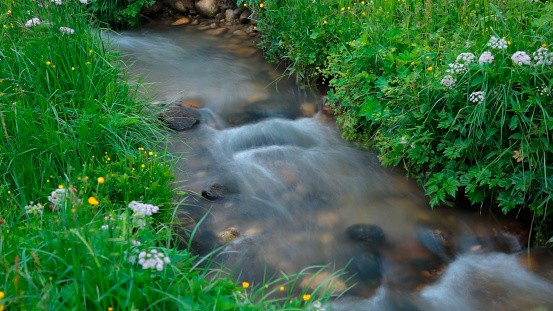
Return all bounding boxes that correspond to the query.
[347,224,386,248]
[201,183,227,200]
[171,17,191,26]
[206,28,228,36]
[417,227,458,262]
[159,105,200,131]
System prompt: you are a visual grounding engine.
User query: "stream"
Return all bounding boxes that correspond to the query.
[109,22,553,310]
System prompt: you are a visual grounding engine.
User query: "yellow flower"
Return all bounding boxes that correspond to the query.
[259,3,263,7]
[324,20,327,23]
[107,157,110,161]
[2,25,6,28]
[244,3,247,5]
[88,196,99,205]
[149,151,153,156]
[108,308,113,311]
[86,62,90,65]
[347,6,350,9]
[361,1,365,3]
[47,179,50,182]
[242,282,250,288]
[46,61,51,65]
[71,67,75,71]
[341,7,345,10]
[303,294,311,301]
[426,56,430,59]
[141,164,146,168]
[71,208,75,213]
[0,304,3,311]
[427,66,433,71]
[410,62,415,65]
[502,36,506,39]
[58,185,64,189]
[53,65,56,68]
[89,49,93,53]
[543,43,547,48]
[0,291,4,298]
[7,10,11,14]
[85,176,89,180]
[507,41,511,45]
[97,177,105,184]
[280,286,285,291]
[362,12,365,15]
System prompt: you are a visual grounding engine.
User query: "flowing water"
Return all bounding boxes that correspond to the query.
[109,22,553,310]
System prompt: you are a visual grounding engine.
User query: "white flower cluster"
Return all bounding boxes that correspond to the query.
[100,224,109,230]
[48,189,69,207]
[51,0,62,4]
[25,202,44,215]
[308,301,327,311]
[478,51,494,64]
[511,51,532,66]
[25,18,41,27]
[59,27,74,34]
[440,75,457,89]
[446,52,476,74]
[533,47,553,66]
[128,201,159,216]
[469,91,485,104]
[486,36,508,50]
[538,86,551,96]
[136,249,171,271]
[131,213,147,229]
[79,0,88,3]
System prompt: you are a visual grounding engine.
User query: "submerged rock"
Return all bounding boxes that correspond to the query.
[159,105,200,131]
[347,224,386,248]
[417,228,458,262]
[201,183,227,200]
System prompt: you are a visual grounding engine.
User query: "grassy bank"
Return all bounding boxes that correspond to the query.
[0,0,326,309]
[246,0,553,240]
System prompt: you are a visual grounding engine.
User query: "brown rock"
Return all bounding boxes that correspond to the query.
[196,0,219,17]
[318,212,340,228]
[190,19,200,25]
[171,17,191,26]
[233,46,257,57]
[209,22,218,29]
[159,105,200,131]
[217,227,241,243]
[206,28,228,36]
[180,101,202,109]
[300,271,348,296]
[239,8,251,24]
[232,29,248,37]
[299,102,317,117]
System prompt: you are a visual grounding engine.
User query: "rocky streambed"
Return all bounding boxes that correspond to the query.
[111,17,553,311]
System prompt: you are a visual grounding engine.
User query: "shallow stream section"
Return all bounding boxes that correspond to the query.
[109,22,553,310]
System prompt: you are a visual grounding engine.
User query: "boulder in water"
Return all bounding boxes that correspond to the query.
[201,183,227,200]
[417,227,458,262]
[159,105,200,131]
[347,224,386,248]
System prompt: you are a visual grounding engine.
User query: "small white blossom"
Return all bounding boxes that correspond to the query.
[456,52,476,65]
[131,213,147,229]
[79,0,88,3]
[131,240,142,246]
[51,0,62,4]
[478,51,494,64]
[486,36,508,50]
[538,85,551,96]
[440,75,457,89]
[446,62,466,74]
[511,51,532,66]
[100,224,109,230]
[128,201,159,216]
[469,91,485,104]
[25,18,41,27]
[25,202,44,215]
[59,27,75,34]
[48,189,68,206]
[533,47,553,66]
[136,249,171,271]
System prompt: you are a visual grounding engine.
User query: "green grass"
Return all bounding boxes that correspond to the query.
[0,0,334,309]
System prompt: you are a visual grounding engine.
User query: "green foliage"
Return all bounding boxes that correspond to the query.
[86,0,155,28]
[251,0,553,229]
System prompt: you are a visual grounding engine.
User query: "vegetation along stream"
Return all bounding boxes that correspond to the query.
[111,22,553,310]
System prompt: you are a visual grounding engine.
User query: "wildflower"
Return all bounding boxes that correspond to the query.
[136,249,171,271]
[507,41,511,45]
[51,0,62,4]
[486,36,508,50]
[478,51,494,64]
[131,240,141,246]
[280,286,285,291]
[79,0,88,3]
[469,91,485,104]
[141,164,146,168]
[71,67,75,70]
[511,51,531,66]
[25,18,41,27]
[108,308,113,311]
[88,196,99,205]
[324,20,327,24]
[0,291,4,299]
[97,177,105,184]
[543,43,547,48]
[243,282,250,288]
[100,224,109,230]
[131,213,147,229]
[532,46,553,66]
[440,75,457,89]
[512,150,526,162]
[46,61,51,66]
[149,151,153,156]
[456,52,476,64]
[59,27,75,34]
[128,201,159,216]
[303,294,311,301]
[48,189,68,207]
[25,202,44,215]
[259,3,264,7]
[58,184,64,189]
[538,85,550,96]
[427,66,433,71]
[341,7,345,10]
